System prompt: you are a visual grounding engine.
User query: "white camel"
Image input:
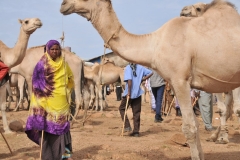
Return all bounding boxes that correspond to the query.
[6,70,29,112]
[60,0,240,159]
[84,61,124,111]
[0,18,42,133]
[180,2,240,144]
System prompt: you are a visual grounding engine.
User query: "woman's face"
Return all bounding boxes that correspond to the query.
[49,44,61,61]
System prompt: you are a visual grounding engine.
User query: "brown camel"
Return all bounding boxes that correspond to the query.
[181,1,240,145]
[0,18,42,133]
[15,45,84,120]
[60,0,240,159]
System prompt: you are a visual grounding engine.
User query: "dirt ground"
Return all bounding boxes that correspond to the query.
[0,93,240,160]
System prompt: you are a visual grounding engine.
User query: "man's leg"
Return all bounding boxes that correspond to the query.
[116,87,119,100]
[155,85,165,121]
[119,97,131,129]
[198,92,213,130]
[151,87,159,113]
[116,87,121,101]
[131,96,142,134]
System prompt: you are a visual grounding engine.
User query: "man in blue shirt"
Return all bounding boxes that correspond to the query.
[119,63,153,137]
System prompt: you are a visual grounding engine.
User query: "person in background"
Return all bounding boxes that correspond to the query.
[115,79,122,101]
[145,78,156,112]
[150,69,165,122]
[119,63,153,137]
[194,89,213,131]
[175,97,182,117]
[25,40,74,160]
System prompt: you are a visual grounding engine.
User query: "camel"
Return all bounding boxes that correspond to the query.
[16,45,84,120]
[7,72,21,110]
[102,53,129,67]
[84,61,124,111]
[0,18,42,133]
[6,70,29,112]
[180,1,240,144]
[60,0,240,159]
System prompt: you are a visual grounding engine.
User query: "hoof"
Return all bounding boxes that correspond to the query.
[215,137,229,144]
[4,130,14,134]
[207,126,220,142]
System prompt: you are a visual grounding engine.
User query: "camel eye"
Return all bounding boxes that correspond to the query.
[25,20,29,24]
[196,8,201,12]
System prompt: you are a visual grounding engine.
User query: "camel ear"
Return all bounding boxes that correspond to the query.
[18,19,23,24]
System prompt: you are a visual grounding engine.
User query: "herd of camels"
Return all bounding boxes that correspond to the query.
[0,0,240,159]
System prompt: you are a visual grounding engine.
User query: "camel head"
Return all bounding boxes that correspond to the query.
[180,3,207,17]
[102,57,115,64]
[60,0,112,21]
[18,18,42,34]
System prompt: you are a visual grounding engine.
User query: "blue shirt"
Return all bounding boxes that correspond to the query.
[123,64,152,99]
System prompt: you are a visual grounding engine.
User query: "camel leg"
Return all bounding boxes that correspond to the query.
[0,85,12,133]
[141,84,147,103]
[82,88,91,125]
[148,91,152,106]
[73,83,82,119]
[103,85,107,109]
[23,81,30,110]
[15,75,26,111]
[6,82,13,102]
[26,76,33,98]
[94,85,99,111]
[88,83,95,109]
[214,93,231,144]
[172,81,203,160]
[103,86,108,109]
[98,85,104,111]
[15,87,20,109]
[232,87,240,130]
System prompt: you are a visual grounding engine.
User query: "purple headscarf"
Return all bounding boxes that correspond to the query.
[44,40,61,53]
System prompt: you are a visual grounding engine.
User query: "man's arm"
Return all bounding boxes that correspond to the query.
[127,80,132,97]
[142,72,153,82]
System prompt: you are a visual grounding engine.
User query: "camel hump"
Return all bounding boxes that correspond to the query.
[205,0,237,12]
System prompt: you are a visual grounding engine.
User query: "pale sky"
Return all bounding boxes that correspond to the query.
[0,0,239,60]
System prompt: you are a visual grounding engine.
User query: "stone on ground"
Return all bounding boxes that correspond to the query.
[9,119,24,132]
[170,133,187,146]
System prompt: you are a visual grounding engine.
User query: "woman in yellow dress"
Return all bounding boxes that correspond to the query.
[25,40,74,160]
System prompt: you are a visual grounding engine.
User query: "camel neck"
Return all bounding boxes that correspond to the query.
[91,3,153,66]
[8,27,30,68]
